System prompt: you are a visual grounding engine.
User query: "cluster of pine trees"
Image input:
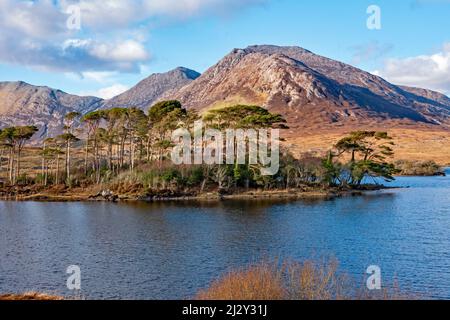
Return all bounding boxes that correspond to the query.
[0,101,399,192]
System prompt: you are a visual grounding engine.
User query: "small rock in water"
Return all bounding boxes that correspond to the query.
[101,190,113,197]
[99,190,118,202]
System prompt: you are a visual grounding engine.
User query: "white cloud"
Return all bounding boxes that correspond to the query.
[0,1,150,73]
[80,84,130,99]
[0,0,264,74]
[143,0,265,17]
[60,0,142,29]
[89,40,149,62]
[1,0,67,39]
[376,43,450,95]
[80,71,119,83]
[0,35,150,73]
[60,0,266,29]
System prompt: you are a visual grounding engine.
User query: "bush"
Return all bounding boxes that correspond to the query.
[395,160,443,176]
[16,173,33,185]
[186,166,204,187]
[0,292,63,301]
[161,168,182,183]
[196,259,411,300]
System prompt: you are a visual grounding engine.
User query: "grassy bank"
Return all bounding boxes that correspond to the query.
[395,160,445,176]
[0,182,388,202]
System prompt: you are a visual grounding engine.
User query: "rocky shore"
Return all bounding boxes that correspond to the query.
[0,184,389,203]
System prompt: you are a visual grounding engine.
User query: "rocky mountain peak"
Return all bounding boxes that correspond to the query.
[160,45,450,130]
[1,45,450,143]
[102,67,200,110]
[0,81,103,139]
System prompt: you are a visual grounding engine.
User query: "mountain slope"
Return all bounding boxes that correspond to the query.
[1,45,449,148]
[164,45,450,130]
[399,85,450,106]
[0,67,200,139]
[0,81,102,139]
[102,67,200,110]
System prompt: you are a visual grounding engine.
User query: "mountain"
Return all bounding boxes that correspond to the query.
[102,67,200,110]
[0,81,102,139]
[164,45,450,131]
[399,85,450,108]
[0,67,200,140]
[1,45,450,154]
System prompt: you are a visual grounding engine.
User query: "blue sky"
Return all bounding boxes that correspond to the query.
[0,0,449,98]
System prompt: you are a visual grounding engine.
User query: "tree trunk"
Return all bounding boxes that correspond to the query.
[286,172,290,190]
[146,136,151,162]
[66,140,70,184]
[94,137,100,184]
[131,137,135,172]
[15,148,21,185]
[44,161,48,186]
[119,135,126,168]
[129,135,133,169]
[0,148,3,176]
[56,155,60,185]
[41,142,46,185]
[108,141,113,170]
[84,134,90,175]
[8,147,14,184]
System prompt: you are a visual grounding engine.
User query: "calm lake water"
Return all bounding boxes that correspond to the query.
[1,168,450,299]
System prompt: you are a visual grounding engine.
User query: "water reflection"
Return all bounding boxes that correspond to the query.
[1,170,450,299]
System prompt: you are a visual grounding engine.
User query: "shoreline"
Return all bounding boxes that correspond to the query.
[0,185,391,203]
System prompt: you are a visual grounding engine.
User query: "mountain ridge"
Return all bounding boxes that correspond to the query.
[0,81,103,139]
[101,67,200,110]
[163,45,450,131]
[1,45,450,143]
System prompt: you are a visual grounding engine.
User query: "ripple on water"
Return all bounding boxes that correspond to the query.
[1,171,450,299]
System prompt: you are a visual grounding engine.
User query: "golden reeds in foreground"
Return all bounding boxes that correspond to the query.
[197,259,412,300]
[0,291,63,300]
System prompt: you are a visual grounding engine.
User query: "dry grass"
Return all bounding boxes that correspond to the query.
[196,259,413,300]
[0,292,63,300]
[199,94,268,114]
[286,128,450,165]
[197,261,286,300]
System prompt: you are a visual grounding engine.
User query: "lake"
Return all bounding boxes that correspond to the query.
[1,168,450,299]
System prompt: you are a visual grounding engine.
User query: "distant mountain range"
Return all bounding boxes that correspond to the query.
[1,45,450,141]
[102,67,200,110]
[0,68,199,139]
[0,81,102,138]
